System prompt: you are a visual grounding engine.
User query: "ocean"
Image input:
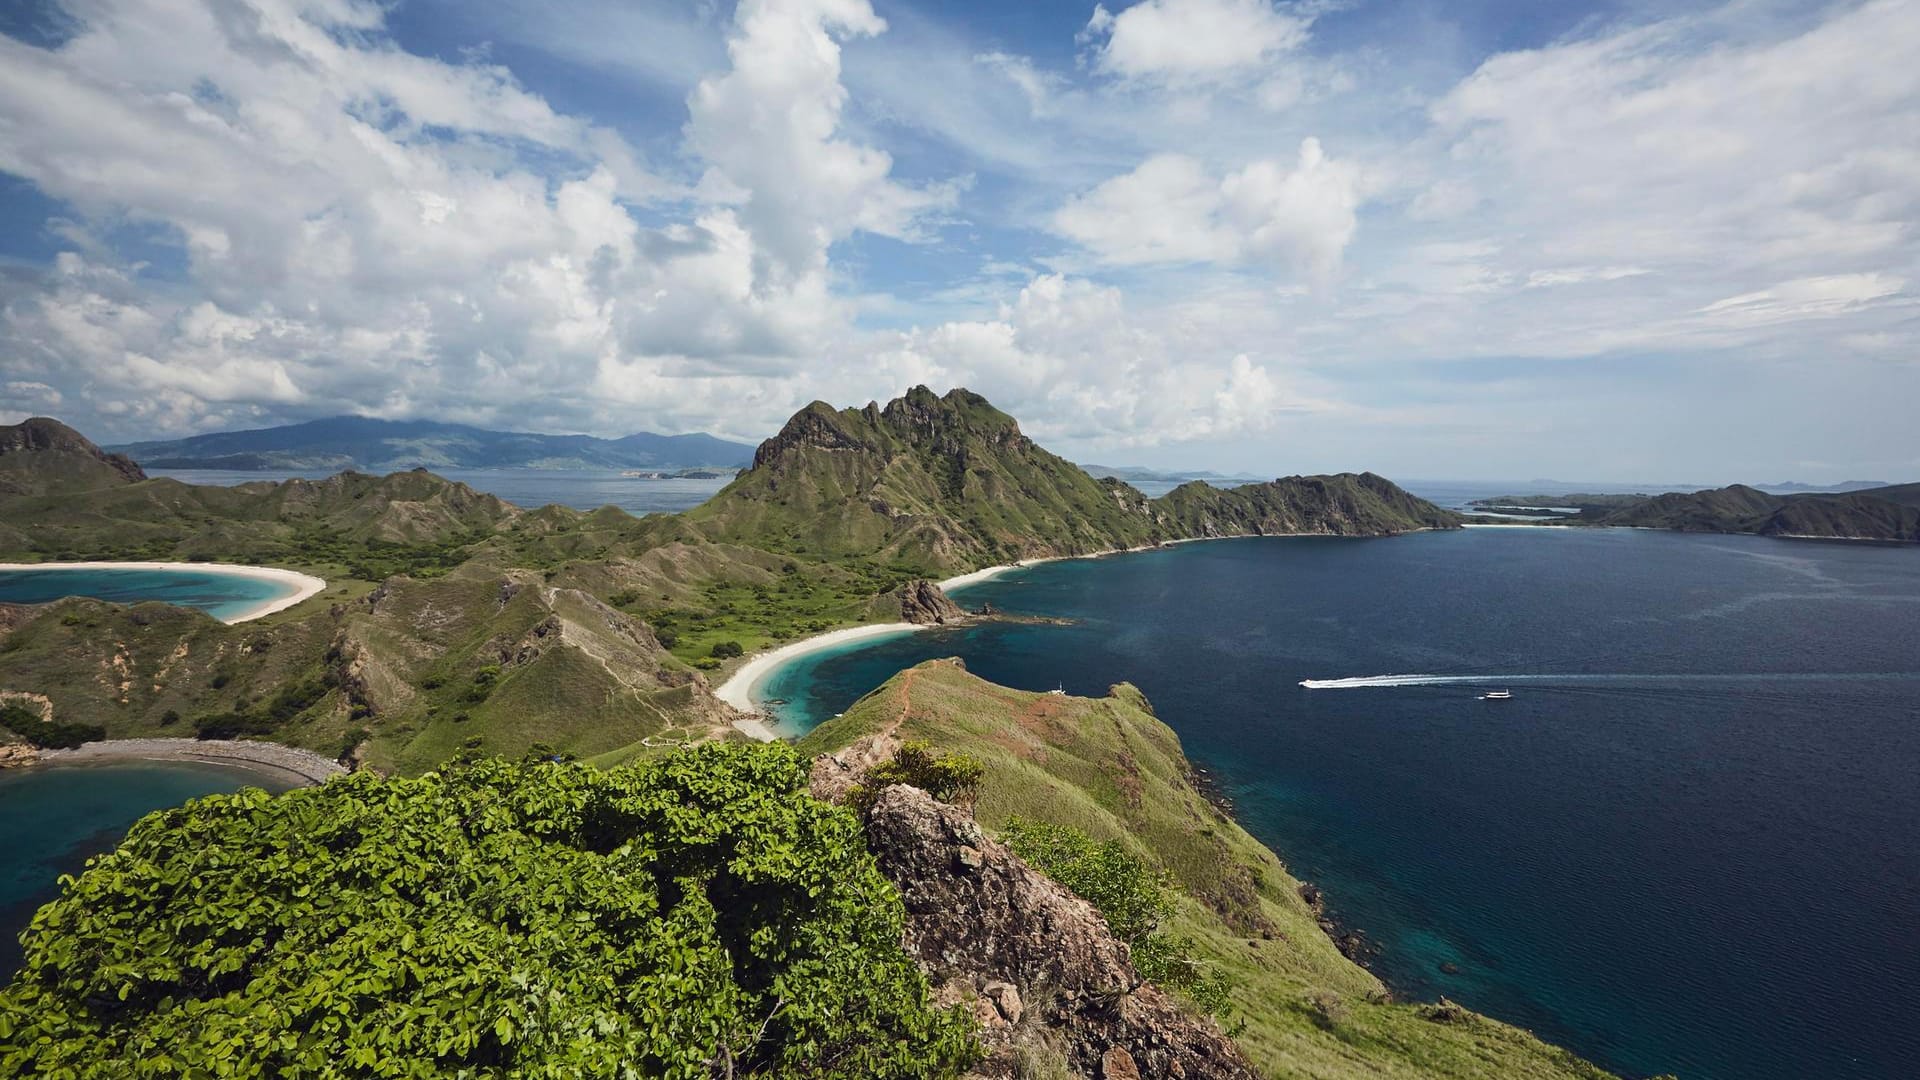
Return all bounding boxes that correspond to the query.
[0,762,283,976]
[0,566,298,622]
[756,528,1920,1080]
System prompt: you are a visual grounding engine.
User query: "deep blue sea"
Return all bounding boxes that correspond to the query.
[0,567,296,621]
[0,763,281,977]
[758,528,1920,1080]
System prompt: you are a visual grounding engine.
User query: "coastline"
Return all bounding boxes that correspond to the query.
[0,561,327,623]
[32,738,346,787]
[714,623,925,720]
[728,533,1419,723]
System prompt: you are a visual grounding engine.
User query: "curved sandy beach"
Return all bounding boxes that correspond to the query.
[714,623,925,715]
[0,561,327,623]
[33,738,346,787]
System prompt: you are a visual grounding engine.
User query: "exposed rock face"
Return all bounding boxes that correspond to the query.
[0,417,147,495]
[862,785,1260,1080]
[751,401,872,471]
[894,579,967,624]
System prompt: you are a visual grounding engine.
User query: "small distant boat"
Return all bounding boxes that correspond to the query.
[1479,689,1512,700]
[1047,683,1066,696]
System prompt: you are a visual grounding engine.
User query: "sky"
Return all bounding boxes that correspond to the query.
[0,0,1915,482]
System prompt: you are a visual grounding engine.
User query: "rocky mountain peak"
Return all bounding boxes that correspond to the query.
[0,417,148,495]
[750,401,871,471]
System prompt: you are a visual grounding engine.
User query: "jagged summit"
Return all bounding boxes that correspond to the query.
[0,417,147,496]
[750,386,1028,472]
[697,387,1460,572]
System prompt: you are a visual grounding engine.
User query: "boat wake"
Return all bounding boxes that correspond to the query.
[1299,672,1920,690]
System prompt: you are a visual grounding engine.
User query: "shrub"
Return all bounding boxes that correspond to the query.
[709,640,744,659]
[847,742,984,814]
[157,709,181,727]
[0,712,106,750]
[334,727,371,761]
[1001,819,1234,1018]
[0,744,976,1078]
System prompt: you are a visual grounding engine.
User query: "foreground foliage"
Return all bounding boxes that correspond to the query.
[0,743,974,1079]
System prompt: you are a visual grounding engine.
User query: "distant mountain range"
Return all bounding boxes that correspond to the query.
[108,416,755,472]
[1080,463,1262,485]
[1754,480,1892,493]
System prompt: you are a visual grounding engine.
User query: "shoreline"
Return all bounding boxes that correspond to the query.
[732,532,1434,723]
[30,738,346,787]
[0,561,327,623]
[714,623,925,718]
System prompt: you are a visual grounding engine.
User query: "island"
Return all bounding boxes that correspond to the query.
[0,392,1623,1079]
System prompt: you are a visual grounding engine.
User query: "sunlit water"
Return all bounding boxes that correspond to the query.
[758,528,1920,1080]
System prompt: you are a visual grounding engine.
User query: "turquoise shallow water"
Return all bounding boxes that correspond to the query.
[758,528,1920,1080]
[0,566,296,621]
[0,762,280,977]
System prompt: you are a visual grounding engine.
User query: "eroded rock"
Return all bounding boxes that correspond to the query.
[862,785,1259,1080]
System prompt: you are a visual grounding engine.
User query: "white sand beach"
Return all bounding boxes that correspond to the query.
[0,561,327,623]
[713,623,925,713]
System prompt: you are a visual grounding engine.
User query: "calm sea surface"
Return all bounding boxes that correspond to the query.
[0,567,295,621]
[0,763,282,977]
[758,528,1920,1080]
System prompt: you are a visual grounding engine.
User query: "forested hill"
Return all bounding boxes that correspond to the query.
[678,386,1459,572]
[109,415,754,472]
[1600,484,1920,541]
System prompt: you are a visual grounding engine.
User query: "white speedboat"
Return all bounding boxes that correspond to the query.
[1479,689,1513,700]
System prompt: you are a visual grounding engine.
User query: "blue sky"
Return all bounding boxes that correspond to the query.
[0,0,1914,482]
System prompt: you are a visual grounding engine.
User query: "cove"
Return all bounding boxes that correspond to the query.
[0,563,324,623]
[757,528,1920,1080]
[0,762,289,977]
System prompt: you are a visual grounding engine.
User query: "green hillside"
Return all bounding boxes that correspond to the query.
[800,660,1615,1080]
[0,391,1467,762]
[1600,484,1920,541]
[682,386,1459,573]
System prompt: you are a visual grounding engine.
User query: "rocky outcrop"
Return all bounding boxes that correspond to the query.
[862,785,1260,1080]
[0,417,147,496]
[894,579,967,624]
[751,401,872,470]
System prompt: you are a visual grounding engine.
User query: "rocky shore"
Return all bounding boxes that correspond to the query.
[27,738,346,787]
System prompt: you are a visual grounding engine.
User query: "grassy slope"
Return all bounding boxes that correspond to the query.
[1601,484,1920,541]
[683,387,1462,576]
[799,661,1615,1080]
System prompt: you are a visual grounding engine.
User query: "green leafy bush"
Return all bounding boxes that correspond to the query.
[709,640,744,659]
[1001,819,1233,1017]
[847,742,984,813]
[0,743,975,1078]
